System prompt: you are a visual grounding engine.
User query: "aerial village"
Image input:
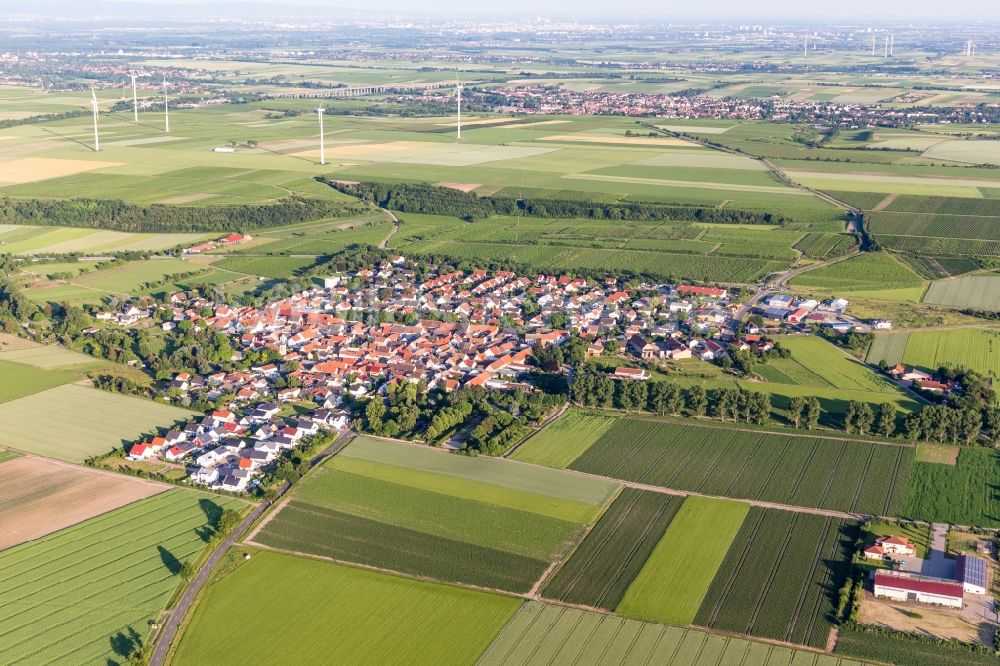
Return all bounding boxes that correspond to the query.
[119,256,953,493]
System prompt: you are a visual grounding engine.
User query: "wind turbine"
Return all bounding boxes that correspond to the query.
[803,34,808,58]
[871,33,877,56]
[317,105,326,165]
[884,34,889,58]
[90,86,100,151]
[163,77,170,132]
[889,33,894,56]
[130,74,138,122]
[456,79,462,141]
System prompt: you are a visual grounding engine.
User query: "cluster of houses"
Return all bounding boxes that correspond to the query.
[752,294,867,330]
[886,364,959,396]
[127,403,348,493]
[94,301,154,327]
[183,233,252,255]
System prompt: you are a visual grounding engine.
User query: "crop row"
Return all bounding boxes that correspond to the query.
[254,500,547,592]
[883,194,1000,217]
[794,232,857,259]
[694,508,856,649]
[541,489,683,609]
[903,448,1000,528]
[569,420,914,516]
[875,234,1000,257]
[868,211,1000,242]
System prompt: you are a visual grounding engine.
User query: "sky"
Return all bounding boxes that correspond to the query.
[54,0,1000,22]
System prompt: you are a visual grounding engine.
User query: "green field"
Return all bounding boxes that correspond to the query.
[0,360,84,403]
[173,549,520,666]
[0,225,210,255]
[0,489,244,665]
[510,410,617,468]
[695,509,857,649]
[772,336,905,392]
[789,251,926,299]
[835,625,1000,666]
[901,328,1000,377]
[541,488,683,609]
[618,497,749,625]
[252,436,617,592]
[213,255,318,278]
[904,448,1000,527]
[0,384,194,461]
[24,258,209,306]
[565,419,913,516]
[922,276,1000,311]
[865,332,910,367]
[478,601,867,666]
[0,343,100,369]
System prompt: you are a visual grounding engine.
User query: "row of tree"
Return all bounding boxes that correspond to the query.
[0,196,365,233]
[323,179,787,225]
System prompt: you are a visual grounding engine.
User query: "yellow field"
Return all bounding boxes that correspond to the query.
[539,133,697,147]
[0,157,123,184]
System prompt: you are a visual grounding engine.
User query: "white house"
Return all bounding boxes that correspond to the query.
[191,467,219,485]
[864,535,916,560]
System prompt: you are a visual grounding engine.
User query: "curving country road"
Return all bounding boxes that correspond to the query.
[149,431,353,666]
[377,210,400,249]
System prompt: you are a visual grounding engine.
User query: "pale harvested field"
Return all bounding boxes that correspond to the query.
[0,157,123,184]
[156,193,216,204]
[0,455,166,550]
[0,384,194,462]
[564,172,809,194]
[433,117,513,127]
[858,591,983,644]
[634,151,766,170]
[437,182,481,192]
[923,140,1000,166]
[0,344,95,369]
[0,333,38,352]
[655,124,734,134]
[394,145,555,166]
[539,133,696,147]
[498,119,571,128]
[105,136,187,147]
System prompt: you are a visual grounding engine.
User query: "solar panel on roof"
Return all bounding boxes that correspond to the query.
[960,555,987,589]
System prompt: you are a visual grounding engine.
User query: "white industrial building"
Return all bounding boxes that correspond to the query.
[873,570,964,609]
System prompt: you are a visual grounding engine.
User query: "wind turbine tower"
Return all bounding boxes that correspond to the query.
[884,34,889,58]
[90,86,100,151]
[803,34,808,57]
[871,33,877,56]
[130,74,138,122]
[163,78,170,132]
[317,106,326,165]
[889,33,894,56]
[456,80,462,141]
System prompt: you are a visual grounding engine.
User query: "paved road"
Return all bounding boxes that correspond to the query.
[148,487,285,666]
[149,431,353,666]
[377,210,400,249]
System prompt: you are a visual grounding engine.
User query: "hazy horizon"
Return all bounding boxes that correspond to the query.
[8,0,1000,22]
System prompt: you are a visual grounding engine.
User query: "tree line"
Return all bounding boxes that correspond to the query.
[322,179,787,225]
[0,196,366,233]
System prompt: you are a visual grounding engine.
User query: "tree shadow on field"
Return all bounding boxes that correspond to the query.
[157,545,182,576]
[199,498,223,530]
[108,625,143,664]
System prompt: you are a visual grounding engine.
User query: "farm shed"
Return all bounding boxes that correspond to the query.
[958,554,988,595]
[873,571,963,608]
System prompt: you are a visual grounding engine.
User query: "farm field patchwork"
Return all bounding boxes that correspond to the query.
[24,258,210,306]
[510,409,617,467]
[565,419,913,515]
[0,455,166,550]
[772,335,905,393]
[617,496,749,625]
[541,488,683,609]
[0,225,210,255]
[478,602,868,666]
[0,489,244,665]
[173,549,521,666]
[251,436,617,592]
[0,384,194,462]
[694,508,857,649]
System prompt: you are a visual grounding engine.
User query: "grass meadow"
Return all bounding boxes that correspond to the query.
[0,360,84,403]
[173,550,520,666]
[0,490,244,665]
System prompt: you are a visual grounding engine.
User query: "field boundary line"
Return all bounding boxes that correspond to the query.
[241,539,531,600]
[503,456,864,520]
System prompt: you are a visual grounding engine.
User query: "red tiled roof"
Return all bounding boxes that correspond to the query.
[874,571,963,599]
